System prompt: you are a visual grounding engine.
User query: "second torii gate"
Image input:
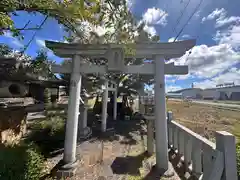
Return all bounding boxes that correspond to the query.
[46,39,195,175]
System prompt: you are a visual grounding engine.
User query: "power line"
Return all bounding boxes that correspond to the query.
[22,16,48,53]
[174,0,204,42]
[171,0,191,35]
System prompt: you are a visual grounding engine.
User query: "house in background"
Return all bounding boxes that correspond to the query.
[169,88,203,99]
[0,57,67,103]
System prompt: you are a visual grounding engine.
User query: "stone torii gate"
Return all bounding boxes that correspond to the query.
[45,39,195,176]
[101,79,117,132]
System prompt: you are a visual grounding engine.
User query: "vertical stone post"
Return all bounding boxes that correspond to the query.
[83,104,88,129]
[147,117,154,155]
[167,111,173,147]
[63,55,82,165]
[167,111,173,122]
[113,84,117,120]
[101,80,108,132]
[154,55,169,170]
[215,131,238,180]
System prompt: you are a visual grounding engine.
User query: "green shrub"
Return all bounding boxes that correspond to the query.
[32,115,65,135]
[26,115,65,157]
[236,143,240,177]
[0,143,44,180]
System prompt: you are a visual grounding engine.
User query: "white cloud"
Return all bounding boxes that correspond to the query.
[182,34,191,39]
[194,79,217,89]
[172,43,240,78]
[194,68,240,89]
[194,10,201,19]
[214,25,240,50]
[11,39,24,48]
[202,8,226,22]
[4,31,13,38]
[126,0,135,10]
[168,8,240,90]
[214,67,240,85]
[202,8,240,28]
[36,39,46,48]
[143,25,157,36]
[168,37,175,42]
[166,85,182,92]
[142,8,168,26]
[3,32,24,48]
[178,74,193,80]
[216,16,240,28]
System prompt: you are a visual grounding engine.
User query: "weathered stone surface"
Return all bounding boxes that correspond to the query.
[0,106,27,144]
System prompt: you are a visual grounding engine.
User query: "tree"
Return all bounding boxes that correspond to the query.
[0,44,32,79]
[0,0,133,41]
[59,0,139,94]
[0,44,55,81]
[29,50,55,80]
[62,15,159,89]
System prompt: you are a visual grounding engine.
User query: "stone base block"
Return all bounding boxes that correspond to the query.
[51,160,79,179]
[158,162,175,178]
[56,167,77,179]
[78,127,92,140]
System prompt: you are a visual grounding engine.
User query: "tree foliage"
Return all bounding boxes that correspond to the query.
[0,44,32,78]
[62,20,159,97]
[29,50,55,80]
[0,0,133,41]
[0,44,54,81]
[0,0,159,97]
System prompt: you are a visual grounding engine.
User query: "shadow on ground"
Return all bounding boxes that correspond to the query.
[25,108,146,159]
[168,150,198,180]
[111,151,148,176]
[88,110,147,145]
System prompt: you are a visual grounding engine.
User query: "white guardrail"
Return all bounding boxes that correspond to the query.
[167,111,238,180]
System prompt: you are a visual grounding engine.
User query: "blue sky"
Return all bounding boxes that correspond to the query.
[0,0,240,92]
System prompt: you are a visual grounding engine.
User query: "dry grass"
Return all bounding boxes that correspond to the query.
[167,100,240,141]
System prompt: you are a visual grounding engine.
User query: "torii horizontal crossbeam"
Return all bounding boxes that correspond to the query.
[45,40,195,59]
[51,63,188,75]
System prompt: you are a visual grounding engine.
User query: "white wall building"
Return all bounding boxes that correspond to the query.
[201,89,221,100]
[170,88,202,99]
[170,85,240,101]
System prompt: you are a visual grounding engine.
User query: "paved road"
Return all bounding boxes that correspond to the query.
[189,100,240,109]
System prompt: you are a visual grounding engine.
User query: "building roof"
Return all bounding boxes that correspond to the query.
[205,85,240,91]
[169,85,240,94]
[169,88,202,93]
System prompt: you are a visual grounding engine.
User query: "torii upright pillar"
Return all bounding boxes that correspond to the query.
[101,80,109,132]
[63,55,82,165]
[113,85,118,120]
[154,55,168,170]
